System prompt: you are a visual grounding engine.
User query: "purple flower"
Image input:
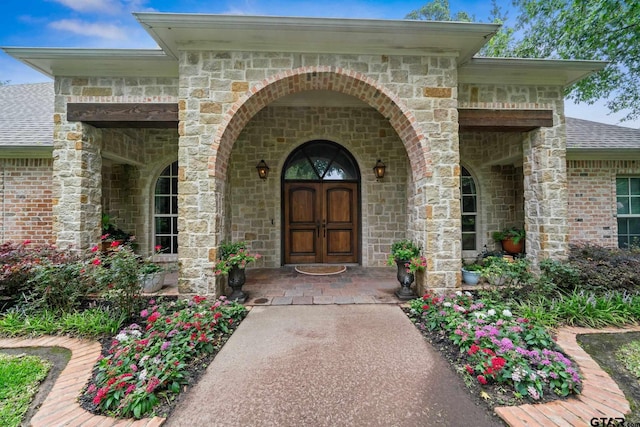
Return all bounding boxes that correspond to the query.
[161,341,171,351]
[140,309,149,318]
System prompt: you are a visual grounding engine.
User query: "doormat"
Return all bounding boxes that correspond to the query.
[295,265,347,276]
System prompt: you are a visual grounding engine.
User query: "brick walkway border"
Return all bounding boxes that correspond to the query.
[0,336,165,427]
[495,325,640,426]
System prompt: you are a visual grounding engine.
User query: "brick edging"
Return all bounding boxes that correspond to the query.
[495,325,640,426]
[0,336,165,427]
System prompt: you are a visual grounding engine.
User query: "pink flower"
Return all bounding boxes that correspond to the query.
[92,258,101,266]
[213,312,222,320]
[125,384,136,395]
[93,387,108,405]
[23,239,31,245]
[110,240,120,247]
[91,245,99,252]
[130,364,138,372]
[146,377,161,393]
[477,375,487,385]
[465,365,474,374]
[147,312,161,323]
[140,309,149,318]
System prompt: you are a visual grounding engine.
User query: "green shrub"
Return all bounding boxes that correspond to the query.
[568,244,640,294]
[24,258,90,312]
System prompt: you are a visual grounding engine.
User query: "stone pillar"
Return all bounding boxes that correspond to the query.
[417,86,462,293]
[51,121,102,250]
[522,124,569,266]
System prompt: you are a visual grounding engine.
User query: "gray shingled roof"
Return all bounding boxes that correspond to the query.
[566,117,640,150]
[0,82,53,147]
[1,83,638,152]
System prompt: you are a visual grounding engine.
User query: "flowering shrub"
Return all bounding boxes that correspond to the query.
[213,241,261,275]
[0,241,80,310]
[88,242,143,318]
[408,292,581,401]
[84,296,247,419]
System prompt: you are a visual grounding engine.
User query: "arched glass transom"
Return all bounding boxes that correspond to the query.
[154,161,178,254]
[284,140,359,181]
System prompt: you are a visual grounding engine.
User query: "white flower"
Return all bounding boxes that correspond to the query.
[139,369,147,381]
[464,291,472,297]
[443,302,452,307]
[487,309,496,316]
[455,291,462,296]
[502,309,513,317]
[474,312,486,319]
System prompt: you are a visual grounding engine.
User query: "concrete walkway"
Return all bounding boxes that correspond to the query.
[165,305,500,427]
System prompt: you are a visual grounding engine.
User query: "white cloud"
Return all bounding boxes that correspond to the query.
[51,0,153,14]
[49,19,129,41]
[52,0,117,13]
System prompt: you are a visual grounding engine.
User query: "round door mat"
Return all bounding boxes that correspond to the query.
[294,265,347,276]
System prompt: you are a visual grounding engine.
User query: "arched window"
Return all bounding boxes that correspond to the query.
[461,167,477,251]
[154,161,178,254]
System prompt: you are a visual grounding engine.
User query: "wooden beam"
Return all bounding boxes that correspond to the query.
[67,103,178,129]
[459,109,553,132]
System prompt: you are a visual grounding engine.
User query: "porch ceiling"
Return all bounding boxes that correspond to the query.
[133,13,500,64]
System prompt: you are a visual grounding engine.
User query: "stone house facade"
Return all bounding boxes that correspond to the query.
[2,14,638,296]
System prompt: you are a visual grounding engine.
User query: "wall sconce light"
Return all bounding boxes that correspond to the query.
[373,159,386,179]
[256,160,269,180]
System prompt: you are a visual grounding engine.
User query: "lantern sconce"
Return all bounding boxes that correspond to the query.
[256,160,270,180]
[373,159,386,180]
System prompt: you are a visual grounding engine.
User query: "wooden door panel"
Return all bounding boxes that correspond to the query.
[284,182,358,264]
[324,183,358,263]
[284,183,321,264]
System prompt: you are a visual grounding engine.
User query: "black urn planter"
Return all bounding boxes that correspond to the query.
[227,266,247,303]
[394,259,416,300]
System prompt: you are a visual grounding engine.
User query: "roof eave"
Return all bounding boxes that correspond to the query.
[0,146,53,158]
[459,57,608,87]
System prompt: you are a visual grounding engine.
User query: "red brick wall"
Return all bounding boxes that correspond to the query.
[568,159,640,247]
[0,158,54,244]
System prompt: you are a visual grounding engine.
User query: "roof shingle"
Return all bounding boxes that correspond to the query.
[0,82,53,147]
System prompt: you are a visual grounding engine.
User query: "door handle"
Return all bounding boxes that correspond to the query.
[316,221,321,237]
[322,220,326,238]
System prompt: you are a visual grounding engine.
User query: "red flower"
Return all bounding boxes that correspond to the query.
[91,245,99,252]
[491,357,506,370]
[155,245,162,252]
[477,375,487,385]
[468,344,480,355]
[147,312,161,323]
[23,239,31,245]
[198,333,208,342]
[213,312,222,320]
[193,295,206,304]
[92,258,101,266]
[422,304,430,311]
[93,387,108,405]
[465,365,474,374]
[482,348,495,357]
[110,240,120,247]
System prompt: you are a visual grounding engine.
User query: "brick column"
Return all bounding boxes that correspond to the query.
[522,124,569,265]
[52,121,102,250]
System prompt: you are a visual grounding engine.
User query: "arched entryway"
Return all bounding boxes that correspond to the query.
[282,140,360,265]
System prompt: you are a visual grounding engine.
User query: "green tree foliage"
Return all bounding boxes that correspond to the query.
[406,0,640,122]
[511,0,639,122]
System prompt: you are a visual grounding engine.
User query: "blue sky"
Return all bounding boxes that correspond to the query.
[1,0,637,128]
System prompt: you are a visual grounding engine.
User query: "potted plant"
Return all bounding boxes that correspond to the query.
[214,241,261,303]
[101,214,134,251]
[492,227,526,254]
[387,239,424,300]
[139,245,165,293]
[461,262,483,285]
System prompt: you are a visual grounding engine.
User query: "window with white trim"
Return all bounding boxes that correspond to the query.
[617,177,640,248]
[154,161,178,254]
[461,167,477,251]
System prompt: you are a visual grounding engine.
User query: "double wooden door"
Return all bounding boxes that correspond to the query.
[284,182,358,264]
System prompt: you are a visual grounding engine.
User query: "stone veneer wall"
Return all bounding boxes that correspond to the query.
[0,159,54,244]
[459,84,568,264]
[227,105,409,267]
[567,159,640,247]
[459,132,525,254]
[179,52,460,294]
[53,77,178,249]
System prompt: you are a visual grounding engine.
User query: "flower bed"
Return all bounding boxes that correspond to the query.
[406,291,582,405]
[83,296,247,419]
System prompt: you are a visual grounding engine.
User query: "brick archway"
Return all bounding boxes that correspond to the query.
[210,66,430,181]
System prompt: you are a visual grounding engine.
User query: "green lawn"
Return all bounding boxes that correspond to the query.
[0,353,51,427]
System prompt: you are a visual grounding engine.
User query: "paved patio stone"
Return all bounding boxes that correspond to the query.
[271,296,293,305]
[313,296,334,304]
[292,296,313,305]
